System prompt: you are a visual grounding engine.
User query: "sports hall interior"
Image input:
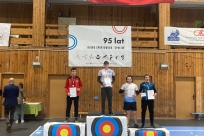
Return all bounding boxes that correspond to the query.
[0,0,204,136]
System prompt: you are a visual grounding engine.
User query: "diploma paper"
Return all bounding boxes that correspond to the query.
[70,87,77,97]
[127,89,135,97]
[147,90,155,100]
[104,78,111,87]
[141,93,146,97]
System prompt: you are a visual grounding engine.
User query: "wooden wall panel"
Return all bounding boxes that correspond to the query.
[158,3,170,49]
[46,5,156,26]
[171,8,204,27]
[0,50,204,118]
[0,3,32,23]
[33,0,46,46]
[196,76,202,112]
[1,3,204,28]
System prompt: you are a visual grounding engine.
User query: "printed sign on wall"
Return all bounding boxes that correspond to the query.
[0,23,11,46]
[164,27,204,46]
[68,25,132,67]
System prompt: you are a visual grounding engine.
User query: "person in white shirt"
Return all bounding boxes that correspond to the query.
[97,61,115,116]
[119,75,139,128]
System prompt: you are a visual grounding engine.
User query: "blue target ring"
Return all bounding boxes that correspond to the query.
[91,117,122,136]
[135,129,165,136]
[68,34,78,50]
[48,124,80,136]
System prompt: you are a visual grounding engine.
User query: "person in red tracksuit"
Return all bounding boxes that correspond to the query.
[64,67,82,122]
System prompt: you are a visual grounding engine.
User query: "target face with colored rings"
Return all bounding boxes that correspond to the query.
[48,124,80,136]
[91,117,123,136]
[135,129,165,136]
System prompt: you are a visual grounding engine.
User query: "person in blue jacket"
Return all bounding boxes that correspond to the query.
[139,74,157,128]
[3,78,19,132]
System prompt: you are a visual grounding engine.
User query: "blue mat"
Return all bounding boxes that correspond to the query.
[30,126,43,136]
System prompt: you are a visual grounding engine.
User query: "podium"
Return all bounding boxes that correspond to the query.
[41,112,169,136]
[86,114,128,136]
[129,128,170,136]
[43,122,85,136]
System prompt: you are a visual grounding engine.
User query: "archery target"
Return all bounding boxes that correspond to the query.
[87,116,127,136]
[44,122,85,136]
[48,124,80,136]
[91,117,122,136]
[135,129,164,136]
[128,128,170,136]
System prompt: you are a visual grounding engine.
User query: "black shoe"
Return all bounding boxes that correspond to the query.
[100,111,104,115]
[75,118,78,122]
[134,124,139,128]
[140,124,145,128]
[151,124,155,128]
[109,112,115,116]
[64,117,69,122]
[6,124,11,132]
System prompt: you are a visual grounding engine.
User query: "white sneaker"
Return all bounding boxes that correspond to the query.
[21,120,24,123]
[15,120,18,123]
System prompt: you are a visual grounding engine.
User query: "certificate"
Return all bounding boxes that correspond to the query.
[70,87,77,97]
[104,78,111,87]
[127,89,135,97]
[141,93,146,97]
[147,90,155,100]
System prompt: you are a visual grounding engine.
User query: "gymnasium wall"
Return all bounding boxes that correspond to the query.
[1,3,204,27]
[0,2,204,118]
[0,50,204,118]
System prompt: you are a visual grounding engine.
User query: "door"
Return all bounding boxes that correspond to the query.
[132,76,150,119]
[49,75,70,118]
[1,74,24,118]
[176,77,195,119]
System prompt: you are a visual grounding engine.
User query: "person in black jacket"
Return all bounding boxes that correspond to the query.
[3,78,19,132]
[139,74,157,128]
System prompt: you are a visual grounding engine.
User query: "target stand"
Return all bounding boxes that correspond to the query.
[128,128,170,136]
[86,114,128,136]
[43,122,85,136]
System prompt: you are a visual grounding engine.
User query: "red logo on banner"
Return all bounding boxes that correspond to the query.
[194,30,204,36]
[112,26,128,34]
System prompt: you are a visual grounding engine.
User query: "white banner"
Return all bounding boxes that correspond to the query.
[0,23,11,46]
[69,25,132,67]
[164,27,204,46]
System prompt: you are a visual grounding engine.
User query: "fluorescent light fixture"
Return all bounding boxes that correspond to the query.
[32,62,41,67]
[160,63,169,69]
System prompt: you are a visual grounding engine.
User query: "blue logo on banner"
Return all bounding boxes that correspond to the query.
[68,34,78,50]
[167,29,180,41]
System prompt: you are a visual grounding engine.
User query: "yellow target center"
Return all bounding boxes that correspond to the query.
[146,131,154,136]
[103,125,111,133]
[60,129,68,136]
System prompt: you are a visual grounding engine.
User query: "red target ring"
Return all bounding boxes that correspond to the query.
[56,125,72,136]
[112,26,128,34]
[99,121,114,136]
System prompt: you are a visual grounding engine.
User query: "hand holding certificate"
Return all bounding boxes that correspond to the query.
[147,90,155,100]
[127,88,135,97]
[104,78,111,87]
[141,93,146,97]
[70,87,77,97]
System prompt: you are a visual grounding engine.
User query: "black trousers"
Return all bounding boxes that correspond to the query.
[101,87,112,113]
[66,96,79,118]
[4,105,16,126]
[141,100,154,125]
